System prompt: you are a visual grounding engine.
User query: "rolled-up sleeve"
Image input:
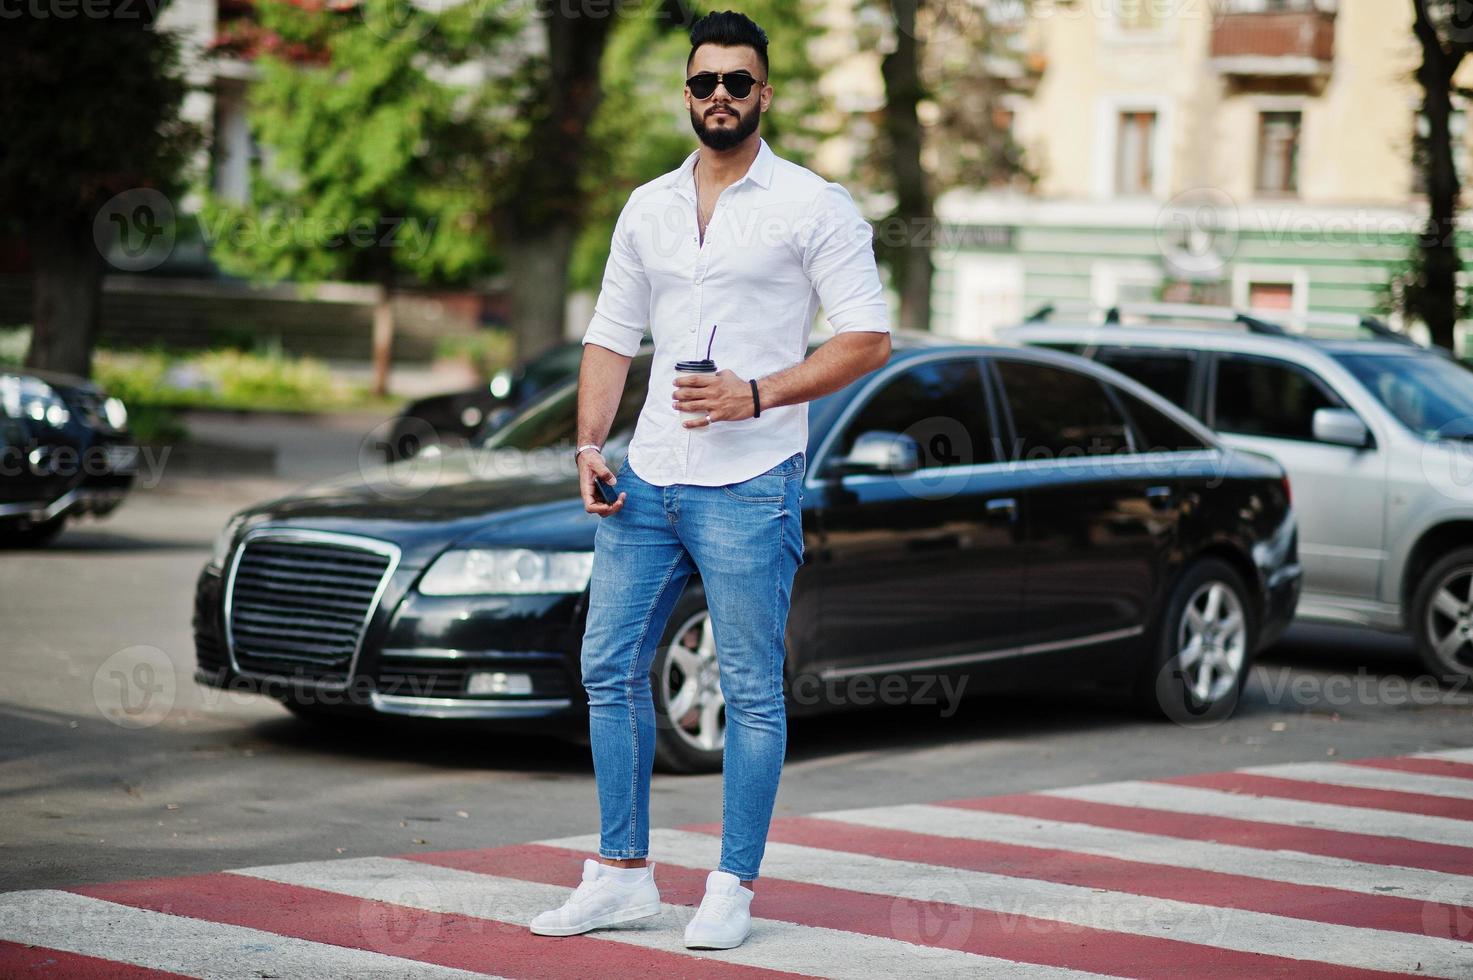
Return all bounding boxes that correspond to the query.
[583,198,650,356]
[798,182,891,334]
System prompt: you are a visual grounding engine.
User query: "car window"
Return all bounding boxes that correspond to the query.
[1114,387,1209,452]
[1332,351,1473,439]
[837,357,997,468]
[484,371,648,452]
[994,359,1132,460]
[1094,348,1195,409]
[1213,354,1344,442]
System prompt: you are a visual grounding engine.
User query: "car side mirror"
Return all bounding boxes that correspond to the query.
[1312,407,1370,448]
[825,430,923,476]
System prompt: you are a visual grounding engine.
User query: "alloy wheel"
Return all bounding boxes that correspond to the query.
[1424,565,1473,673]
[1175,580,1247,705]
[661,608,725,753]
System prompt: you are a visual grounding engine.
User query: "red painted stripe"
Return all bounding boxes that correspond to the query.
[725,815,1470,937]
[71,869,799,980]
[1158,771,1473,821]
[1343,756,1473,781]
[0,939,191,979]
[945,794,1473,875]
[416,842,1417,980]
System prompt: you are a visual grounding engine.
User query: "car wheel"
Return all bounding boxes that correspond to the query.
[651,586,725,774]
[1,515,67,548]
[1410,546,1473,683]
[1136,557,1256,726]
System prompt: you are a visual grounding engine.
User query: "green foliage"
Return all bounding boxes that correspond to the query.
[433,330,518,379]
[0,328,30,369]
[94,347,360,415]
[201,0,518,288]
[570,0,835,291]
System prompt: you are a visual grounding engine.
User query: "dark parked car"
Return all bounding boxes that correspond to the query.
[381,342,586,462]
[195,336,1301,772]
[1,369,137,546]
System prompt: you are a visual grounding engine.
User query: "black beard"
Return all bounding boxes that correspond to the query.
[690,102,760,150]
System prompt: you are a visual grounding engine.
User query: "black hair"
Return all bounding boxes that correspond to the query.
[687,10,769,77]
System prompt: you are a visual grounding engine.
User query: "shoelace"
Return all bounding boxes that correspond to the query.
[692,891,742,922]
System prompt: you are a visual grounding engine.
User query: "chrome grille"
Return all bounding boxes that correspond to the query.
[226,533,395,683]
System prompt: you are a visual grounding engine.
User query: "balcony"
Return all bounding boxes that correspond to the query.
[1210,9,1336,81]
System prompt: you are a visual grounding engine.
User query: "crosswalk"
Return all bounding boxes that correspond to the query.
[3,748,1472,978]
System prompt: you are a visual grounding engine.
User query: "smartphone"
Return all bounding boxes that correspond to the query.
[594,476,620,505]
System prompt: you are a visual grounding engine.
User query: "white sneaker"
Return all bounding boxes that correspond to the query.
[683,870,754,949]
[529,859,661,936]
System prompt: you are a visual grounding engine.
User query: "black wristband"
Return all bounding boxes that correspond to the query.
[749,378,761,418]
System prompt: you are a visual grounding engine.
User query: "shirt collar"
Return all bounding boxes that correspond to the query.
[670,137,775,198]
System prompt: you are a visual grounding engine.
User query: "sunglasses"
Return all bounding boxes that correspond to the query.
[686,70,763,101]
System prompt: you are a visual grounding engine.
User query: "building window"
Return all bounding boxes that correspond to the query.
[1256,111,1301,195]
[1115,111,1158,195]
[1247,281,1295,310]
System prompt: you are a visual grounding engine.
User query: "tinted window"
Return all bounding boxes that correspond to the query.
[995,360,1131,460]
[1095,348,1195,409]
[1213,355,1342,441]
[839,357,997,468]
[1116,387,1209,452]
[1333,351,1473,439]
[484,371,647,451]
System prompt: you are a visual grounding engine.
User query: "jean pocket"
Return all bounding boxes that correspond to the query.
[720,467,786,503]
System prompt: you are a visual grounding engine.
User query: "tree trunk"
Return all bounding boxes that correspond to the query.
[880,0,934,333]
[1413,0,1465,353]
[371,280,395,398]
[504,223,576,363]
[495,11,614,360]
[25,217,105,377]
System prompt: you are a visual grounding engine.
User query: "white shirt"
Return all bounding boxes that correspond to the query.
[582,137,891,487]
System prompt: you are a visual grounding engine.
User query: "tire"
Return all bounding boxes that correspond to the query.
[1135,556,1257,726]
[651,585,726,774]
[0,515,67,549]
[1410,546,1473,683]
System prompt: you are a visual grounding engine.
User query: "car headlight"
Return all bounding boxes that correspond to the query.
[0,374,70,427]
[419,548,595,595]
[103,396,128,430]
[211,514,247,569]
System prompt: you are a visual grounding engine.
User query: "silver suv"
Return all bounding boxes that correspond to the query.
[1000,304,1473,683]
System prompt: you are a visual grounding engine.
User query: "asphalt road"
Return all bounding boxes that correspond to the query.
[2,438,1471,895]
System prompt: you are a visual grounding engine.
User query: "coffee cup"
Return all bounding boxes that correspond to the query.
[674,358,717,424]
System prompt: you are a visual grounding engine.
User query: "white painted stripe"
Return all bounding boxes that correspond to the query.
[811,802,1473,903]
[231,855,1115,980]
[1420,747,1473,765]
[1240,761,1473,800]
[539,829,1473,980]
[1048,780,1473,846]
[0,889,499,980]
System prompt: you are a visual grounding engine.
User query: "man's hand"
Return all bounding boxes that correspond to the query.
[578,449,625,516]
[673,369,755,428]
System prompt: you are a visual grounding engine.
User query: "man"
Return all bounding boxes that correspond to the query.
[530,10,890,950]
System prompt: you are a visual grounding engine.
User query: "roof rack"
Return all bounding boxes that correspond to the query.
[1104,303,1288,335]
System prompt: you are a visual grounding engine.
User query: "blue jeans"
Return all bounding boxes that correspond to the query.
[579,450,805,881]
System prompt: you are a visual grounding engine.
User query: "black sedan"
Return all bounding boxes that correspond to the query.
[195,336,1301,772]
[1,368,137,546]
[379,342,585,462]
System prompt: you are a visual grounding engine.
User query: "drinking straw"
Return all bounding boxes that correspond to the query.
[705,324,718,361]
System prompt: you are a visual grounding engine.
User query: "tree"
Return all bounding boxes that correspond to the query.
[1410,0,1473,352]
[0,5,200,377]
[202,0,508,396]
[857,0,1034,333]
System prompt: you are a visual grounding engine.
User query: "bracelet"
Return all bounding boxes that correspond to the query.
[574,443,602,460]
[749,378,761,418]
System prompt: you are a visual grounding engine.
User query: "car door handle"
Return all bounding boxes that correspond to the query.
[1145,485,1174,509]
[985,497,1018,522]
